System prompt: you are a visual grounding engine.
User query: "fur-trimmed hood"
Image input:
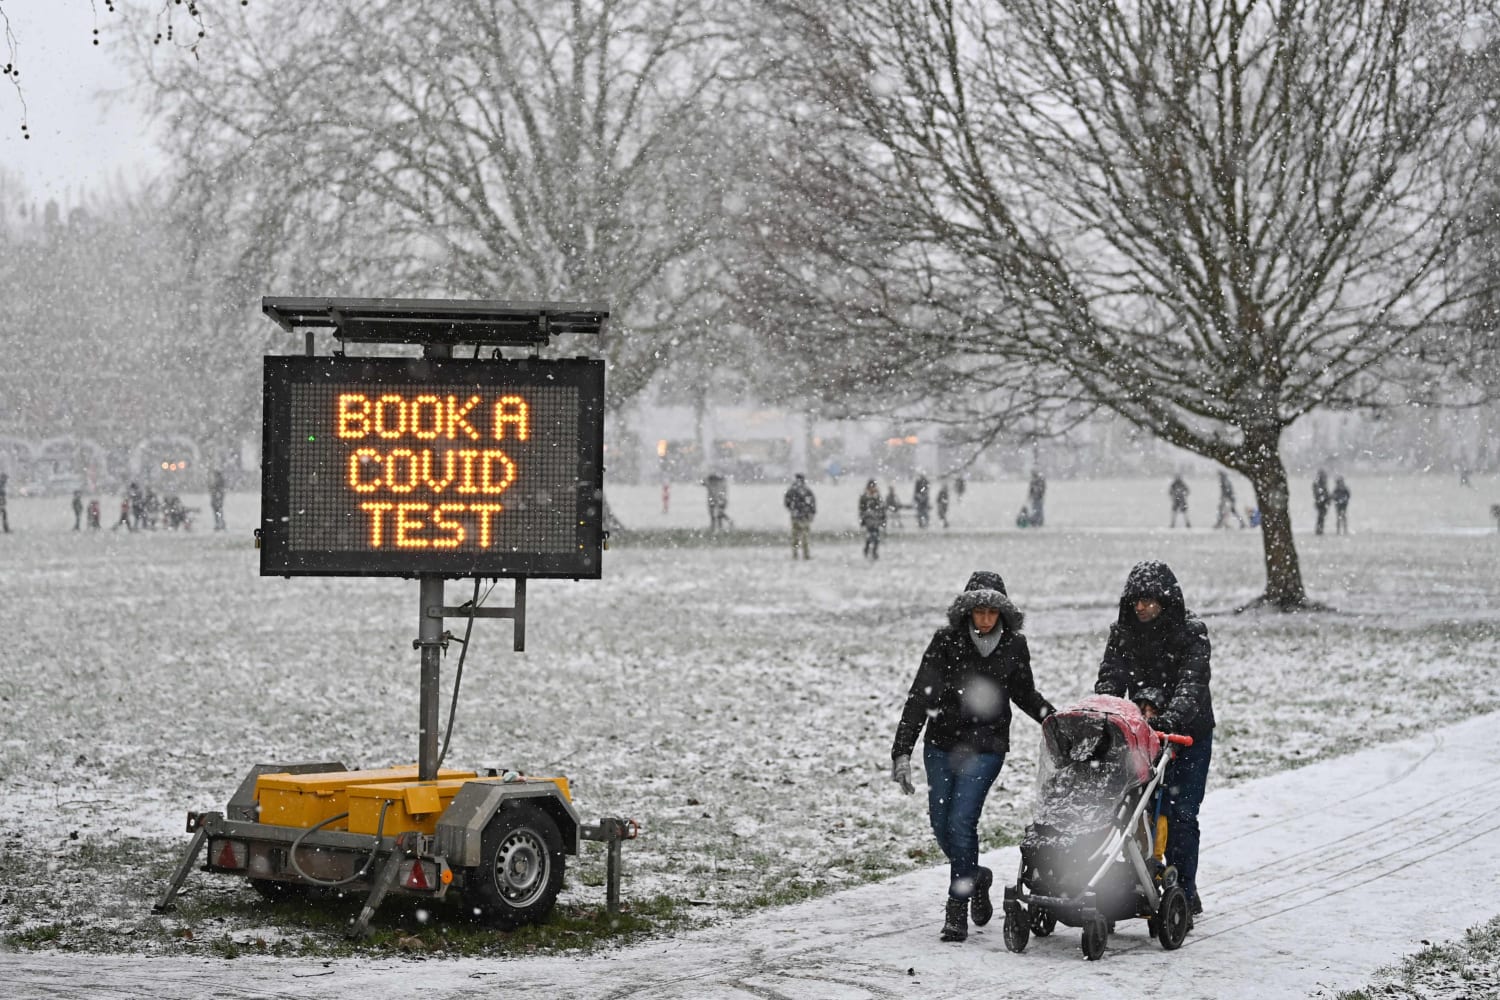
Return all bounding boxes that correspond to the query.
[946,570,1024,632]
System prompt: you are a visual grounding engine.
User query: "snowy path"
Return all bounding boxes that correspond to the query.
[7,711,1500,999]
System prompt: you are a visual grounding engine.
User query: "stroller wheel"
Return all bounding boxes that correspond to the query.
[1029,907,1057,937]
[1081,915,1108,961]
[1002,902,1030,953]
[1157,887,1191,951]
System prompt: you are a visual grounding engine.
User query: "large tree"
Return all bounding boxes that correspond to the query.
[739,0,1499,607]
[128,0,740,407]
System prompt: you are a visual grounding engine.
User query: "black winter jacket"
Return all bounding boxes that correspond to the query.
[1094,561,1215,738]
[892,572,1055,759]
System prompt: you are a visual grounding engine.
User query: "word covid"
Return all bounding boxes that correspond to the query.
[336,392,531,549]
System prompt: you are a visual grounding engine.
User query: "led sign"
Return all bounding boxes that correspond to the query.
[260,356,605,577]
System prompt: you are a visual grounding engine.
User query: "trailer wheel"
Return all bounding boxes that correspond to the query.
[466,802,566,928]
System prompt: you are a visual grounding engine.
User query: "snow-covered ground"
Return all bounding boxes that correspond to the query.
[1,473,1497,996]
[8,709,1498,998]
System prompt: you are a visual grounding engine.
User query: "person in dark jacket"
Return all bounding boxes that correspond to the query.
[783,473,817,559]
[1332,476,1351,535]
[858,479,886,559]
[891,571,1056,943]
[1094,560,1214,925]
[1313,469,1330,535]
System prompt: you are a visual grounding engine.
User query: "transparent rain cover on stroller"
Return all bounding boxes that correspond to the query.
[1032,695,1158,834]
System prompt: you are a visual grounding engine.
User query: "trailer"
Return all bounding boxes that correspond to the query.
[155,299,635,936]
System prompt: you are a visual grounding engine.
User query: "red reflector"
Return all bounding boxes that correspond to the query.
[403,862,431,890]
[213,839,246,870]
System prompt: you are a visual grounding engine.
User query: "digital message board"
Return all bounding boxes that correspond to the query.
[260,356,605,578]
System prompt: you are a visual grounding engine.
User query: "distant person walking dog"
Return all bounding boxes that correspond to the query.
[783,473,817,560]
[1169,474,1191,528]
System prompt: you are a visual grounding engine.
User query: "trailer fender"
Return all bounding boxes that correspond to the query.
[435,781,580,868]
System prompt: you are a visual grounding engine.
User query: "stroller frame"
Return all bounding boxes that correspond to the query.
[1002,702,1193,961]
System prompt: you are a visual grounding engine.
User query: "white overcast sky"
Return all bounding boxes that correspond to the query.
[0,2,163,202]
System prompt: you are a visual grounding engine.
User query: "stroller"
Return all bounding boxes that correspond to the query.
[1001,694,1194,960]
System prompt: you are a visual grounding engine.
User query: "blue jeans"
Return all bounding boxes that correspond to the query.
[923,744,1005,899]
[1161,728,1213,902]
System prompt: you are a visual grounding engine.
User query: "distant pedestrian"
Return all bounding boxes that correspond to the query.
[954,476,966,502]
[1491,504,1500,533]
[1247,506,1261,528]
[783,473,817,560]
[859,479,887,559]
[72,488,84,531]
[1169,474,1191,528]
[1332,476,1351,535]
[913,474,932,529]
[210,470,227,531]
[1213,471,1244,529]
[886,485,905,529]
[661,480,670,516]
[1313,469,1330,535]
[0,473,9,533]
[86,498,101,530]
[703,472,730,533]
[112,496,133,531]
[936,483,951,529]
[1027,470,1046,527]
[128,481,144,530]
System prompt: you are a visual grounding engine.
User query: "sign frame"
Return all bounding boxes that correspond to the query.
[259,354,605,579]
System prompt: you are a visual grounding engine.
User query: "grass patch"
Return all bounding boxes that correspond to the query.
[1329,916,1500,998]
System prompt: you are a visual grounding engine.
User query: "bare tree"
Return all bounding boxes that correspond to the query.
[128,0,741,407]
[740,0,1499,607]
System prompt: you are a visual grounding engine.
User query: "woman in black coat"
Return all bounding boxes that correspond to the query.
[1095,560,1214,924]
[891,570,1055,942]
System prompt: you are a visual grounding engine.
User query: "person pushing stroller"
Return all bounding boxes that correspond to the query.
[1094,561,1214,924]
[890,571,1056,943]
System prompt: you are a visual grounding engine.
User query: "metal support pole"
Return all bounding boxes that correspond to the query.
[607,835,622,915]
[153,818,212,912]
[418,575,444,780]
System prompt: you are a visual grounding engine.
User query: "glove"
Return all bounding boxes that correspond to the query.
[891,754,915,795]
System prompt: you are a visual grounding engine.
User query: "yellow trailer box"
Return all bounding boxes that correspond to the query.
[346,775,573,836]
[256,766,476,831]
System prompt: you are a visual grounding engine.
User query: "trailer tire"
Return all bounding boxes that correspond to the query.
[466,802,566,928]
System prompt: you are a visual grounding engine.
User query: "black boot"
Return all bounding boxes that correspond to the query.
[940,897,968,942]
[971,866,994,926]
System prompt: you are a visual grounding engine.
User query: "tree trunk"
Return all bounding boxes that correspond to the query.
[1243,442,1307,609]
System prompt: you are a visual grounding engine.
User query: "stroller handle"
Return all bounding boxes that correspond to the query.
[1158,732,1194,746]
